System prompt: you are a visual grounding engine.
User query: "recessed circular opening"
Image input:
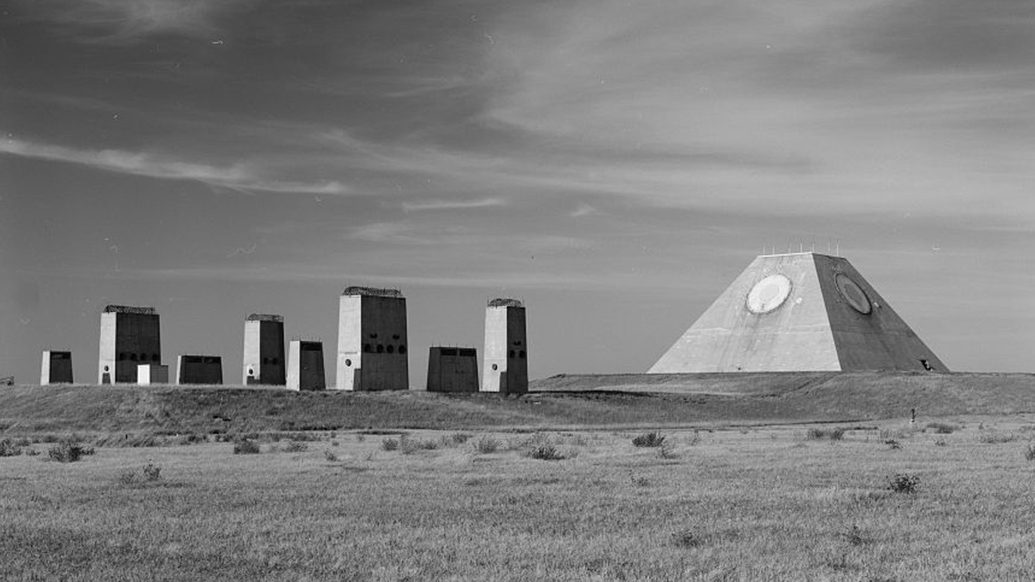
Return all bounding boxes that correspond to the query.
[345,359,352,367]
[746,274,792,314]
[491,364,498,371]
[835,273,872,314]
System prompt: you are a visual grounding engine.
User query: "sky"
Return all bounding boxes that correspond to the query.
[2,0,1034,385]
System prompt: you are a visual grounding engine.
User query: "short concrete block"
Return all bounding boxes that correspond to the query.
[288,340,325,391]
[41,351,73,385]
[176,355,223,385]
[137,364,169,385]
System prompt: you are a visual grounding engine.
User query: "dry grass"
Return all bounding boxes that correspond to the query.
[2,417,1035,579]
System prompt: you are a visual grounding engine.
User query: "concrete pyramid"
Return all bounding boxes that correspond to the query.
[649,252,948,373]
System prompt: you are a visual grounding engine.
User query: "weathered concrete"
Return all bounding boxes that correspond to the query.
[426,347,479,392]
[40,351,73,384]
[288,340,326,391]
[649,252,949,373]
[481,298,528,394]
[176,355,223,385]
[97,305,161,384]
[335,287,409,391]
[242,314,286,385]
[137,364,169,385]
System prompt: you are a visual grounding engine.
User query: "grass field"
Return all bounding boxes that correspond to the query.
[3,418,1035,580]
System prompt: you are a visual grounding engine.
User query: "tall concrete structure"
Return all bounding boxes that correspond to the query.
[176,355,223,385]
[649,252,949,373]
[40,350,73,384]
[481,298,528,394]
[98,305,161,384]
[426,347,479,393]
[137,364,169,385]
[335,287,409,391]
[242,314,286,386]
[287,340,326,391]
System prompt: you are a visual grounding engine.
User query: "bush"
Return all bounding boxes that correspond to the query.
[0,438,24,457]
[527,444,565,461]
[632,432,666,448]
[805,428,845,441]
[657,441,679,459]
[48,439,93,463]
[887,473,920,494]
[885,439,901,450]
[399,436,438,454]
[381,438,399,451]
[1025,444,1035,462]
[447,433,472,445]
[233,440,260,455]
[671,528,702,548]
[324,450,339,462]
[840,524,866,546]
[979,430,1018,444]
[925,422,957,434]
[474,436,501,454]
[142,463,162,481]
[282,441,308,453]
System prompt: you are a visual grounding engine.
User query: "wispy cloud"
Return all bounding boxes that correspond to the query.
[15,0,251,43]
[0,136,351,195]
[401,197,507,212]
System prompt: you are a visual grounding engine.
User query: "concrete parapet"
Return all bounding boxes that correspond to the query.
[40,351,73,384]
[287,340,326,391]
[176,355,223,385]
[426,347,479,393]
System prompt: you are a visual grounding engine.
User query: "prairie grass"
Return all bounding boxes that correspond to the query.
[2,420,1035,580]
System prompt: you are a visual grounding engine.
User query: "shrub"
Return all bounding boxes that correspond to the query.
[48,439,93,463]
[0,438,23,457]
[979,430,1018,444]
[632,432,666,448]
[630,475,650,487]
[806,428,845,441]
[840,524,866,546]
[934,439,948,447]
[885,439,901,450]
[925,422,957,434]
[887,473,920,494]
[474,436,501,454]
[381,438,399,451]
[657,441,679,459]
[1025,444,1035,462]
[142,463,162,481]
[282,441,308,453]
[324,450,339,462]
[399,436,439,454]
[671,528,702,548]
[233,440,260,455]
[527,444,564,461]
[118,470,139,485]
[448,433,472,445]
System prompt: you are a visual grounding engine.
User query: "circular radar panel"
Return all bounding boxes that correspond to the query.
[746,274,792,314]
[835,273,871,314]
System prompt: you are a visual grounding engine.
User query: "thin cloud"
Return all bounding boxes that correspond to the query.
[401,197,507,212]
[0,137,351,195]
[14,0,251,43]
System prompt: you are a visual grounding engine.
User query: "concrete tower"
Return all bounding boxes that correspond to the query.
[649,252,949,373]
[335,286,409,391]
[426,347,479,393]
[481,298,528,394]
[288,340,326,391]
[242,314,286,385]
[98,305,161,384]
[40,350,73,384]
